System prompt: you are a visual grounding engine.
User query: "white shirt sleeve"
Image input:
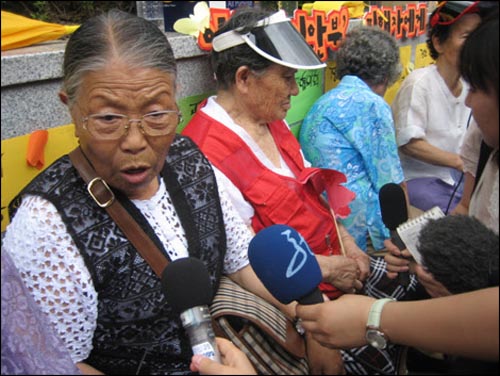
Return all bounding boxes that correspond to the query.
[459,120,482,175]
[392,75,428,146]
[2,195,98,363]
[213,167,253,274]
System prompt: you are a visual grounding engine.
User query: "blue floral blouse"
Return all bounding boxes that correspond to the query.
[299,75,404,251]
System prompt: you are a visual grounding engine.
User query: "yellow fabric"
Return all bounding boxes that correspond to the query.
[1,10,79,51]
[302,1,366,19]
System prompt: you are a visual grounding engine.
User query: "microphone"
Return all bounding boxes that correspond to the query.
[248,224,324,305]
[161,257,221,362]
[379,183,411,287]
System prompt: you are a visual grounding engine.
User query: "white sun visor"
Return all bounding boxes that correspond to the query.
[212,10,326,70]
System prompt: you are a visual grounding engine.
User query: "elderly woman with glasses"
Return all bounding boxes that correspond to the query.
[3,9,296,375]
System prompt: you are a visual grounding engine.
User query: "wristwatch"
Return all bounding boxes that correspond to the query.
[365,298,394,349]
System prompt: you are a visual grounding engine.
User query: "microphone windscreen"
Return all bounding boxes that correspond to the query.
[161,257,213,314]
[248,224,322,304]
[379,183,408,230]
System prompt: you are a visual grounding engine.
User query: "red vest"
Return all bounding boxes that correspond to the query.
[183,109,344,299]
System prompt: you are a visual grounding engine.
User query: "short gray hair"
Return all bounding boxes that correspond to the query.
[335,25,401,87]
[62,9,177,106]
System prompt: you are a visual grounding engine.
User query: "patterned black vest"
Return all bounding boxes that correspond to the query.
[9,135,227,374]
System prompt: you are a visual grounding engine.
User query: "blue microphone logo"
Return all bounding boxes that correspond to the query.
[281,229,314,278]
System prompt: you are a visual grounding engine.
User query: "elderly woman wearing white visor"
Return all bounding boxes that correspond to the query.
[210,9,326,70]
[183,6,416,375]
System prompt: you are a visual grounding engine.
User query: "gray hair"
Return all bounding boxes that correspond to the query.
[62,9,177,106]
[335,25,401,87]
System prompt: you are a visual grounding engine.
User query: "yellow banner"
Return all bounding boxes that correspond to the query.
[1,123,78,232]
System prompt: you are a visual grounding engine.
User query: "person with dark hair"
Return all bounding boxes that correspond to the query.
[2,9,297,375]
[457,7,499,234]
[182,7,353,373]
[452,3,499,221]
[417,215,499,295]
[391,1,484,214]
[299,25,405,253]
[383,11,499,372]
[192,12,500,375]
[182,7,418,375]
[387,7,499,297]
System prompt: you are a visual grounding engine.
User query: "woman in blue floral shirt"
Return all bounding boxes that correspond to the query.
[299,26,405,252]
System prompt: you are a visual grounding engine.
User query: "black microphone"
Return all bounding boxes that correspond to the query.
[379,183,411,287]
[161,257,221,362]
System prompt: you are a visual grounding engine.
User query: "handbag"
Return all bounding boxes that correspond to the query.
[211,275,309,375]
[69,146,310,375]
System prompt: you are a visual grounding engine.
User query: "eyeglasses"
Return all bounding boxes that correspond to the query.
[82,110,182,140]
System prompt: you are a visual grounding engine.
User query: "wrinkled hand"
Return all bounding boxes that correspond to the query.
[414,264,451,298]
[297,295,374,350]
[344,240,370,282]
[317,255,363,293]
[190,338,256,375]
[384,238,413,279]
[305,332,346,374]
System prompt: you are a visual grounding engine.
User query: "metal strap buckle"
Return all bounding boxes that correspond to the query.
[87,177,115,208]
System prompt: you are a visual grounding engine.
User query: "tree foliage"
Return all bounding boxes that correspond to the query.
[1,1,136,24]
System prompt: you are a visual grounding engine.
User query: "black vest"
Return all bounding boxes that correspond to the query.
[9,135,227,374]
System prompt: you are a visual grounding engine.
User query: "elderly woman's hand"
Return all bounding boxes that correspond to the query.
[317,255,363,293]
[343,238,370,282]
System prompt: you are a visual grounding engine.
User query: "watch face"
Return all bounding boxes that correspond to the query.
[366,329,387,350]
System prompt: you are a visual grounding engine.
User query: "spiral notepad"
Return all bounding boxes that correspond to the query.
[396,206,445,264]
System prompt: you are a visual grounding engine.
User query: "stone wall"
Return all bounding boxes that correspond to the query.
[1,32,214,139]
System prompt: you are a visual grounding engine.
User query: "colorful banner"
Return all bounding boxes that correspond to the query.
[193,6,350,60]
[415,42,435,69]
[288,69,324,137]
[181,2,428,61]
[363,3,428,39]
[384,44,412,105]
[177,91,214,132]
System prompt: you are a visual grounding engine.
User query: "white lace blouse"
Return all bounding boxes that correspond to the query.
[3,170,253,362]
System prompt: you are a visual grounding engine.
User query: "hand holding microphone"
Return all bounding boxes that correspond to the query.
[249,225,347,374]
[161,257,221,363]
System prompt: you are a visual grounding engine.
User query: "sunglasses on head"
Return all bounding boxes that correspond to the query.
[430,1,480,27]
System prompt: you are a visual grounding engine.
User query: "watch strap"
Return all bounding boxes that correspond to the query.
[367,298,394,328]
